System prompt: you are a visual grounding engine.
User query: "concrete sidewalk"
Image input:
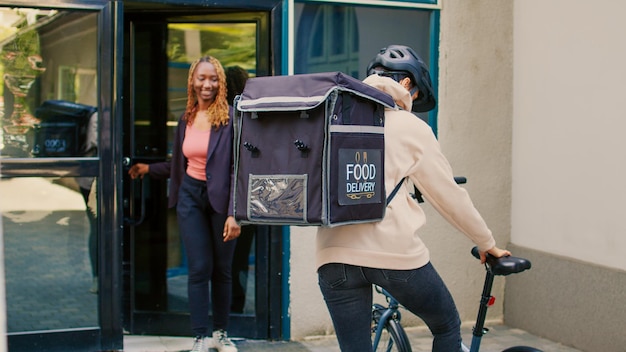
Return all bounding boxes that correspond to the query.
[123,324,583,352]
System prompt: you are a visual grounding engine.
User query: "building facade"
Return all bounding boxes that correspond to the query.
[0,1,624,351]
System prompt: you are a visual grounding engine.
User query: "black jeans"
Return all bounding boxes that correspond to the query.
[177,173,237,336]
[318,262,462,352]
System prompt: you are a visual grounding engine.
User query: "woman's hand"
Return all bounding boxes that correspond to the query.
[223,216,241,242]
[128,163,149,179]
[479,246,511,264]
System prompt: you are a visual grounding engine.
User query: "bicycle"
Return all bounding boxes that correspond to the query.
[372,285,412,352]
[371,246,543,352]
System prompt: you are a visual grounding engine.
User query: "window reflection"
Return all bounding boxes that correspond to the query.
[331,6,346,56]
[0,7,97,158]
[295,4,359,75]
[294,2,433,121]
[294,3,432,80]
[0,176,98,331]
[0,6,99,335]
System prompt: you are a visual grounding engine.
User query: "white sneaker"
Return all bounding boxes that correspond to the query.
[212,329,237,352]
[190,336,211,352]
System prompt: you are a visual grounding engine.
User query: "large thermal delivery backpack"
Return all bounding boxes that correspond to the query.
[233,71,395,227]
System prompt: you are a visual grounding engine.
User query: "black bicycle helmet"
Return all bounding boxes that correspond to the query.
[366,45,436,112]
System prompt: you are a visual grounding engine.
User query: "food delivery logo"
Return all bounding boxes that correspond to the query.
[338,148,382,205]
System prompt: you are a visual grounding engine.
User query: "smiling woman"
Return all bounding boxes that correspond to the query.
[127,54,242,351]
[119,10,278,341]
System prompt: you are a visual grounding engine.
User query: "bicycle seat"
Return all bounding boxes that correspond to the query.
[471,246,532,276]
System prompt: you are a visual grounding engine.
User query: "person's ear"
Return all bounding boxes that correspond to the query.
[399,77,412,90]
[399,77,420,100]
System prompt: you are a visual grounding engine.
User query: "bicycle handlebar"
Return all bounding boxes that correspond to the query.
[471,246,532,276]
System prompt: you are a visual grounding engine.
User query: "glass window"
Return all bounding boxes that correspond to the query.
[1,176,99,332]
[295,3,433,78]
[166,22,257,118]
[294,2,434,121]
[1,8,98,158]
[0,7,99,334]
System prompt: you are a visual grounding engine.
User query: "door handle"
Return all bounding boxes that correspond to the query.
[124,157,146,226]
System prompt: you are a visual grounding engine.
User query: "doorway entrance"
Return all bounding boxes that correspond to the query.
[121,10,284,339]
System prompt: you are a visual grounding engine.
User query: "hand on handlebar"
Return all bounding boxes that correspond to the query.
[128,163,149,179]
[479,246,512,264]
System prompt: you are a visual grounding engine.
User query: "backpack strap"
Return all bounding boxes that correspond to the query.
[386,177,407,206]
[387,176,465,206]
[387,177,426,205]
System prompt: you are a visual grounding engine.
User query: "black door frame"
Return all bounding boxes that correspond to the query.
[0,0,123,351]
[121,0,285,341]
[1,0,284,350]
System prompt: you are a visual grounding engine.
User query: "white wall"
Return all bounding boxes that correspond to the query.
[513,0,626,270]
[433,0,513,326]
[289,0,516,339]
[288,1,626,348]
[507,1,626,345]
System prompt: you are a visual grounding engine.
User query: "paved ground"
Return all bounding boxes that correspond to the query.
[1,178,585,352]
[124,324,584,352]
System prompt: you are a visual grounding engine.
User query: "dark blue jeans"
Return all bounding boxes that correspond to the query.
[177,174,237,336]
[318,262,462,352]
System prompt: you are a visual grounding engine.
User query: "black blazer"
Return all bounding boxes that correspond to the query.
[149,109,235,216]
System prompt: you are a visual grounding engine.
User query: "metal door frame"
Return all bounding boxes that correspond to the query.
[0,0,123,350]
[0,0,285,349]
[121,0,285,341]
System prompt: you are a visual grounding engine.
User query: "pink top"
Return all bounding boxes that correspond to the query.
[182,124,211,181]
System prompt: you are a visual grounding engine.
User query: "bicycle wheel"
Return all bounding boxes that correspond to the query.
[373,318,412,352]
[502,346,543,352]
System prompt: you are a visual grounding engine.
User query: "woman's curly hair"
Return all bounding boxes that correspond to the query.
[183,55,229,128]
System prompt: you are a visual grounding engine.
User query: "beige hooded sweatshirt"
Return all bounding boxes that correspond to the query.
[316,74,496,270]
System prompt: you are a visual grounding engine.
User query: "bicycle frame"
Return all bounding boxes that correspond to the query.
[372,248,539,352]
[462,262,497,352]
[372,286,403,351]
[465,247,539,352]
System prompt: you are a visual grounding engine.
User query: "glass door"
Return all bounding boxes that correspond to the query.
[123,11,283,339]
[0,2,121,351]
